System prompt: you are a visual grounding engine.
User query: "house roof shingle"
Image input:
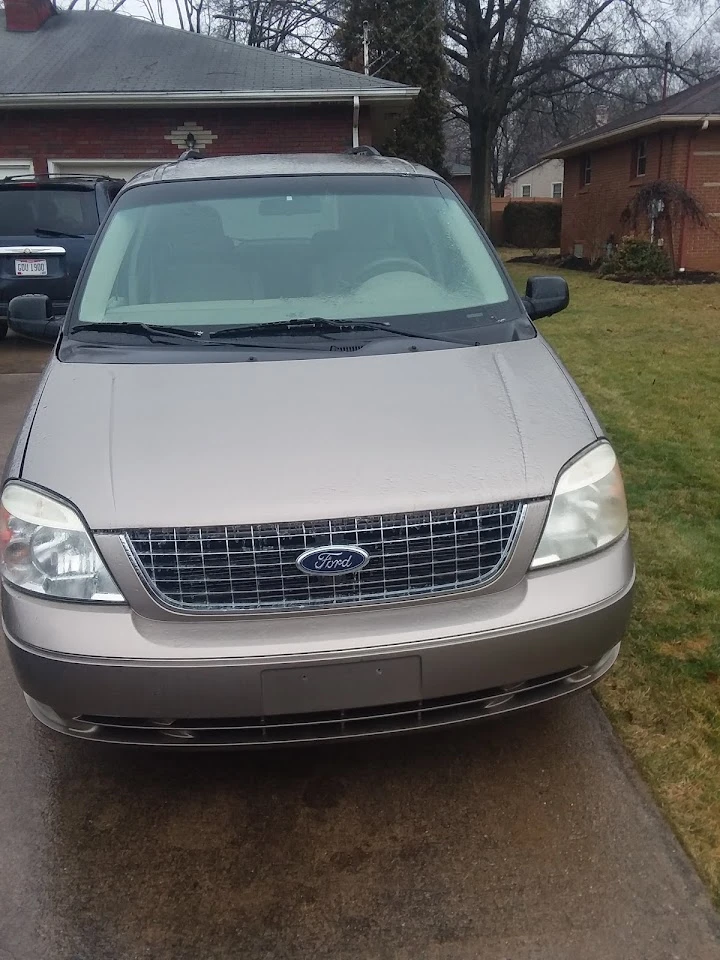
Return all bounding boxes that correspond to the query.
[547,74,720,158]
[0,10,416,105]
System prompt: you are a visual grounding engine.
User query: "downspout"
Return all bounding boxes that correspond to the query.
[352,96,360,149]
[677,116,709,270]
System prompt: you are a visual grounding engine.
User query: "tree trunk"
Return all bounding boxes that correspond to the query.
[470,116,494,230]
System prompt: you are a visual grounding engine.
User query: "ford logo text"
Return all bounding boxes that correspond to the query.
[296,546,370,576]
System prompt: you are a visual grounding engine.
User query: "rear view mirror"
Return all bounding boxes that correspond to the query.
[259,195,321,216]
[8,294,62,342]
[522,275,569,320]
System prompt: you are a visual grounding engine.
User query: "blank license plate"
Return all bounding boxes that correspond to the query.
[261,657,421,716]
[15,259,47,276]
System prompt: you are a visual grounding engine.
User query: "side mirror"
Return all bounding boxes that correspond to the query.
[522,275,569,320]
[8,295,62,342]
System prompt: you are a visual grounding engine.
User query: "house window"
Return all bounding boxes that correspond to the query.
[552,182,563,199]
[521,184,531,197]
[635,138,647,177]
[582,154,592,186]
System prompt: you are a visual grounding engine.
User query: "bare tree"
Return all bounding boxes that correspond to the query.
[491,109,531,196]
[105,0,211,30]
[177,0,210,32]
[136,0,167,23]
[54,0,341,48]
[443,0,715,226]
[62,0,129,11]
[212,0,343,57]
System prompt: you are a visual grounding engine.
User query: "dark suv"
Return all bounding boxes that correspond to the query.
[0,174,124,340]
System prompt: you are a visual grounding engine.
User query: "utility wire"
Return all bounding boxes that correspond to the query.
[675,1,720,54]
[369,7,442,76]
[367,8,428,70]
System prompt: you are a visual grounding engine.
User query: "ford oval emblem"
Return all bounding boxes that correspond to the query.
[296,545,370,576]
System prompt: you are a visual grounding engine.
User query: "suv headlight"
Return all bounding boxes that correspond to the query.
[531,442,628,569]
[0,483,124,602]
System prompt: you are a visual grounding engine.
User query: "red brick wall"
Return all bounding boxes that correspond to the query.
[678,128,720,271]
[561,126,720,271]
[562,133,664,262]
[0,103,372,174]
[450,175,471,202]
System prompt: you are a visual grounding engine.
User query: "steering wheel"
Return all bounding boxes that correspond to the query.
[354,257,431,286]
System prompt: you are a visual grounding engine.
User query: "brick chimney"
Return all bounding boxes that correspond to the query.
[4,0,56,32]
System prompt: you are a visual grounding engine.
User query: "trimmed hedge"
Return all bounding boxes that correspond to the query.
[502,201,562,250]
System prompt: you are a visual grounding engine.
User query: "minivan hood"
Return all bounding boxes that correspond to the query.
[22,339,598,529]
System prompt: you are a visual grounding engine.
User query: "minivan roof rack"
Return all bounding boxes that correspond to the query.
[1,173,116,182]
[345,145,381,156]
[177,149,204,162]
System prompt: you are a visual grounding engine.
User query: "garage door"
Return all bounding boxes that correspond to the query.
[47,159,173,181]
[0,160,34,180]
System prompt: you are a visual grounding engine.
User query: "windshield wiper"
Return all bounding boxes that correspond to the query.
[209,317,468,345]
[35,227,85,239]
[69,321,330,351]
[338,319,470,345]
[69,321,204,343]
[209,318,369,338]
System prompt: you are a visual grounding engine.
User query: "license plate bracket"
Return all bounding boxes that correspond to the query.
[261,656,421,716]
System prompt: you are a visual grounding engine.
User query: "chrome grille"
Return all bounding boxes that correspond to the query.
[123,502,524,613]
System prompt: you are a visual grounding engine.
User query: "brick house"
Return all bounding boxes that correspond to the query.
[449,162,471,202]
[0,0,417,181]
[548,75,720,271]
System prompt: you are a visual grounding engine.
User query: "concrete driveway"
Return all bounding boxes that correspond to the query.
[1,336,719,960]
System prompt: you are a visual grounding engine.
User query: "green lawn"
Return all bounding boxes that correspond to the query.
[506,262,720,901]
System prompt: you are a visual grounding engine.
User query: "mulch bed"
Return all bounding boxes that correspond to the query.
[507,253,720,285]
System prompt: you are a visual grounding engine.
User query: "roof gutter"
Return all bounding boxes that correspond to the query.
[0,88,421,109]
[546,114,720,159]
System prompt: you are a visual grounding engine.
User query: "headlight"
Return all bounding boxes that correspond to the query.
[0,483,124,602]
[531,443,628,569]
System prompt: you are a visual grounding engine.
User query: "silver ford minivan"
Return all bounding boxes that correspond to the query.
[1,153,634,746]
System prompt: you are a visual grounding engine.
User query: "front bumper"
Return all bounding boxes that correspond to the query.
[23,645,622,746]
[3,537,635,746]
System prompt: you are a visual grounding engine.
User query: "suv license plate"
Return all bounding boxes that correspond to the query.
[15,259,47,277]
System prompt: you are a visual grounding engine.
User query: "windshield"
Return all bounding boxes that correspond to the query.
[0,186,99,236]
[74,175,522,338]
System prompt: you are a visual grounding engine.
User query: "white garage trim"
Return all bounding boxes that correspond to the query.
[0,159,34,179]
[47,158,174,179]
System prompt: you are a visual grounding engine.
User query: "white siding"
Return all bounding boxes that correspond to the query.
[509,159,564,199]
